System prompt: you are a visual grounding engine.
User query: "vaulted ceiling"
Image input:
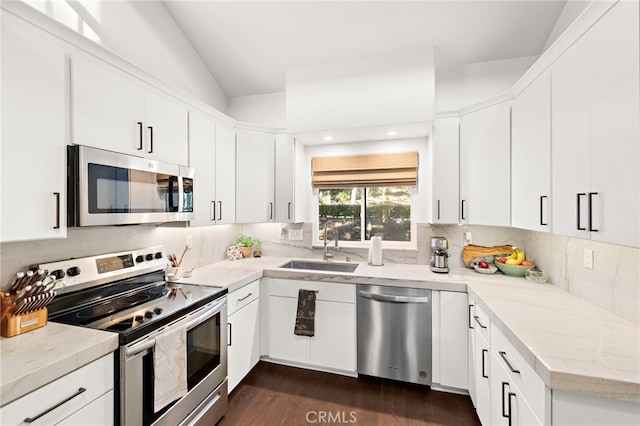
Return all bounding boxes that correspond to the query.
[164,1,574,98]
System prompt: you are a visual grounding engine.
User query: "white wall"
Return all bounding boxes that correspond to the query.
[435,55,537,112]
[228,91,287,128]
[20,0,228,112]
[286,47,435,134]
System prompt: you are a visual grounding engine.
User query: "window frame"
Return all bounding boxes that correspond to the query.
[312,186,418,250]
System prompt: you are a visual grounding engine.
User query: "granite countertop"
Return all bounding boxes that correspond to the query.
[2,256,638,405]
[0,322,118,406]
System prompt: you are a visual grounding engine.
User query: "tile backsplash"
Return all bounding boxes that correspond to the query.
[1,221,637,324]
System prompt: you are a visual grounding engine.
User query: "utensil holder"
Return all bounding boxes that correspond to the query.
[1,293,48,337]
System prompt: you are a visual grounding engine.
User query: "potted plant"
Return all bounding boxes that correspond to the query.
[233,234,261,258]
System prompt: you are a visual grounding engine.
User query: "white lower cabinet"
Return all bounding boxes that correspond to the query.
[264,278,356,374]
[432,291,468,390]
[227,280,261,392]
[0,354,114,425]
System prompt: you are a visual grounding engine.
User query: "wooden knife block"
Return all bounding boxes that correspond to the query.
[0,293,47,338]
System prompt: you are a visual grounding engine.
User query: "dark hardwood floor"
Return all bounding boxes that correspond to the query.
[220,362,481,425]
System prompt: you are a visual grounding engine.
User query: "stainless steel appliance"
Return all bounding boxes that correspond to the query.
[430,236,450,273]
[67,145,195,227]
[45,247,228,426]
[357,284,432,386]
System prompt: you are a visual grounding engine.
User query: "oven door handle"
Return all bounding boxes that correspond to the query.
[126,338,156,357]
[186,297,226,330]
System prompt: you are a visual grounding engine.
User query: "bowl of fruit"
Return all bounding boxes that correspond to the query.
[473,261,498,274]
[494,249,534,277]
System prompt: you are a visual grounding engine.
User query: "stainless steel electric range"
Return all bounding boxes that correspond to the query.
[44,246,228,426]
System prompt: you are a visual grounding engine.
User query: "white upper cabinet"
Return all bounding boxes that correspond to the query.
[214,122,237,224]
[188,109,217,227]
[511,71,551,232]
[71,54,188,165]
[552,0,639,247]
[1,11,67,242]
[459,102,511,226]
[274,133,295,223]
[431,118,460,224]
[235,128,275,223]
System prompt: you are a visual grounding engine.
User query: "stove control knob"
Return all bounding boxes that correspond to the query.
[155,252,163,260]
[52,269,66,280]
[66,266,81,277]
[145,254,154,261]
[134,315,144,323]
[135,255,144,263]
[144,311,154,319]
[154,307,163,315]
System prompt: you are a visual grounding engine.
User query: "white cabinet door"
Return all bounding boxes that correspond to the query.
[467,297,477,407]
[215,122,236,224]
[432,118,460,224]
[275,133,295,223]
[188,109,217,227]
[459,102,511,226]
[474,333,492,426]
[511,72,551,232]
[228,299,261,392]
[587,0,639,247]
[145,89,188,165]
[1,12,67,242]
[71,54,145,156]
[438,292,468,389]
[236,129,275,223]
[309,300,356,372]
[268,296,310,364]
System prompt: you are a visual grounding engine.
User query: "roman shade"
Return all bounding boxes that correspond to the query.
[312,152,418,189]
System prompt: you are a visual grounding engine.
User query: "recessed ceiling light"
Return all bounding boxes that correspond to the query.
[323,135,334,141]
[386,130,398,136]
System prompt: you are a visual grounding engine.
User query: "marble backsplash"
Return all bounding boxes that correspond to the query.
[1,221,637,324]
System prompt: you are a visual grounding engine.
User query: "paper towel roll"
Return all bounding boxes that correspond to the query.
[370,236,383,266]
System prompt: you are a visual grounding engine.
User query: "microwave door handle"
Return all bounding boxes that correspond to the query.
[185,298,226,330]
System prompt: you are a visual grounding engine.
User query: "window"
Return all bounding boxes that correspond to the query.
[318,186,412,243]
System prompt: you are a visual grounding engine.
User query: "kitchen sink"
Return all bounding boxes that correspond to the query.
[279,260,359,273]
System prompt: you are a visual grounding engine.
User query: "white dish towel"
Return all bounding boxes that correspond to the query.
[154,323,188,413]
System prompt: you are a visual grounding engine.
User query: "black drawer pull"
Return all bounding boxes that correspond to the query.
[468,304,474,329]
[481,349,488,378]
[237,292,253,302]
[24,387,86,423]
[499,351,521,374]
[473,315,487,329]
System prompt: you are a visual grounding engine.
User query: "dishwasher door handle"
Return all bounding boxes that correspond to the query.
[359,291,430,304]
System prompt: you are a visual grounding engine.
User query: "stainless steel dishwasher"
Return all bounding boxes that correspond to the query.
[357,284,432,386]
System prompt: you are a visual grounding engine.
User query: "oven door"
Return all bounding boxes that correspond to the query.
[68,145,194,226]
[121,297,227,426]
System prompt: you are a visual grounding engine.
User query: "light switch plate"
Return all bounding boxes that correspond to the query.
[289,229,303,240]
[583,248,594,270]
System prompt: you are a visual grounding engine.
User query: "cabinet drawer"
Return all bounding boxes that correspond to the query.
[491,326,549,424]
[471,301,491,344]
[228,280,260,315]
[1,354,114,425]
[267,278,355,304]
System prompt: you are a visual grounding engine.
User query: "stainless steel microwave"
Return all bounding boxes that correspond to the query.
[68,145,194,226]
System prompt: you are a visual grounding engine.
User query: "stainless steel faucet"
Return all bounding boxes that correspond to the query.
[323,220,339,261]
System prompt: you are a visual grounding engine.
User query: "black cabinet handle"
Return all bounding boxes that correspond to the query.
[468,304,474,329]
[501,381,510,419]
[237,292,253,302]
[588,192,598,232]
[24,387,86,423]
[507,391,516,426]
[288,202,292,220]
[218,201,222,221]
[53,192,60,229]
[227,322,232,346]
[499,351,520,374]
[211,201,216,221]
[147,126,154,153]
[540,195,548,226]
[474,315,487,329]
[437,200,441,220]
[269,202,273,220]
[577,193,586,230]
[461,199,466,220]
[137,122,143,150]
[481,349,488,378]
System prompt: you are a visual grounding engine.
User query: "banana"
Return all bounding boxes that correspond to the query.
[506,249,518,260]
[505,258,519,265]
[515,248,525,265]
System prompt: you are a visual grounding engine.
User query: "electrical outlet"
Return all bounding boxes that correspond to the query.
[185,234,193,249]
[583,248,594,270]
[289,229,303,241]
[464,231,472,245]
